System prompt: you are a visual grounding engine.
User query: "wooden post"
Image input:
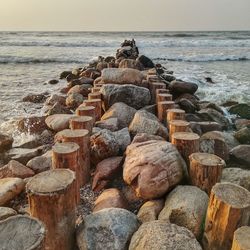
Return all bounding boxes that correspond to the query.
[157,101,175,123]
[189,152,225,195]
[156,88,170,95]
[94,83,103,88]
[157,93,173,103]
[149,82,166,103]
[82,99,102,121]
[88,92,101,100]
[26,169,77,250]
[75,106,95,122]
[203,183,250,250]
[0,215,45,250]
[91,87,101,93]
[52,142,80,203]
[56,129,90,186]
[167,109,186,124]
[70,116,94,133]
[169,120,190,141]
[231,226,250,250]
[171,132,200,164]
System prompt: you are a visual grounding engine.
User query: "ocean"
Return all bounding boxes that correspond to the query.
[0,31,250,122]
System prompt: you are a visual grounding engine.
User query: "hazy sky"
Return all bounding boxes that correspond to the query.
[0,0,250,31]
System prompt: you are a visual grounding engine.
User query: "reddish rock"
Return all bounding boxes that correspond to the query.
[119,59,143,70]
[65,93,84,109]
[67,84,92,97]
[0,133,13,153]
[45,114,76,132]
[17,116,47,134]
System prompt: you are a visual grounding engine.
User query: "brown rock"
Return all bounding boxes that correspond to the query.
[131,133,164,143]
[119,59,143,70]
[45,94,66,106]
[66,93,84,109]
[67,84,92,97]
[95,118,119,132]
[0,207,17,220]
[45,114,76,132]
[0,133,13,153]
[17,116,47,134]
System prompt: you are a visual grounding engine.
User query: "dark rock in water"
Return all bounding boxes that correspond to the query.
[185,113,202,122]
[235,119,250,130]
[45,102,72,116]
[221,101,239,107]
[198,121,223,133]
[169,80,198,95]
[205,77,214,84]
[100,84,151,111]
[60,71,71,79]
[177,98,197,113]
[65,93,84,109]
[0,134,13,153]
[161,73,176,82]
[22,93,47,103]
[67,84,92,97]
[77,208,139,250]
[175,93,199,106]
[45,94,66,106]
[198,102,224,114]
[68,77,94,88]
[17,116,47,134]
[48,79,59,85]
[119,59,143,70]
[137,55,154,68]
[229,103,250,119]
[229,145,250,168]
[66,73,78,82]
[234,127,250,144]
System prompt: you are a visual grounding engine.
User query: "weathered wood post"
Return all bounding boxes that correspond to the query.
[157,101,175,123]
[203,183,250,250]
[157,93,173,102]
[70,116,94,133]
[167,109,185,124]
[169,120,190,141]
[82,99,102,121]
[231,226,250,250]
[94,83,103,88]
[171,132,200,164]
[149,82,166,103]
[88,92,101,100]
[75,106,95,122]
[55,129,90,186]
[26,169,77,250]
[91,87,101,93]
[189,152,225,194]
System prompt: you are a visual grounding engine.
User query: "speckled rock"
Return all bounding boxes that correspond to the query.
[229,145,250,168]
[0,207,17,220]
[0,133,13,153]
[45,114,76,132]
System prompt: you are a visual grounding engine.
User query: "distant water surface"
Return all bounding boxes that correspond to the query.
[0,31,250,122]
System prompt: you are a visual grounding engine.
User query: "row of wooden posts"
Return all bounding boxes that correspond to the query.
[23,71,249,250]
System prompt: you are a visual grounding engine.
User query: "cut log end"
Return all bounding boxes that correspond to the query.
[52,142,79,155]
[58,129,89,139]
[190,152,225,166]
[172,131,199,141]
[232,226,250,250]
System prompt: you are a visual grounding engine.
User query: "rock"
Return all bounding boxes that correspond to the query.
[229,145,250,167]
[129,221,202,250]
[101,102,137,129]
[45,114,76,132]
[221,168,250,191]
[177,98,197,113]
[92,156,123,192]
[199,102,224,114]
[198,121,223,133]
[60,70,71,79]
[26,150,52,174]
[0,133,13,153]
[229,103,250,119]
[5,146,45,165]
[137,199,164,223]
[234,127,250,144]
[185,113,202,122]
[48,79,59,85]
[123,140,185,199]
[66,93,84,109]
[235,119,250,130]
[137,55,154,68]
[22,93,47,103]
[197,108,229,129]
[93,188,128,212]
[113,128,131,153]
[44,102,72,115]
[0,178,25,206]
[17,116,47,134]
[0,207,17,220]
[66,73,78,82]
[161,73,176,82]
[158,185,209,238]
[131,133,164,143]
[96,118,119,132]
[119,59,143,70]
[96,61,108,71]
[68,76,94,88]
[199,131,229,161]
[101,84,151,111]
[45,94,66,106]
[101,68,145,85]
[90,129,119,165]
[77,208,139,250]
[140,104,157,115]
[129,110,168,139]
[169,80,198,95]
[67,84,92,97]
[0,160,34,179]
[175,93,199,106]
[81,68,100,79]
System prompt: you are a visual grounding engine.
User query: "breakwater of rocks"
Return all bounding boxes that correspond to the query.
[0,40,250,250]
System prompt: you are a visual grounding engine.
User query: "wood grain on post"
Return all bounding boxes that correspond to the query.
[189,152,225,194]
[231,226,250,250]
[75,106,95,122]
[94,83,103,88]
[203,183,250,250]
[171,132,200,164]
[82,99,102,121]
[157,101,175,123]
[149,82,166,103]
[167,108,185,124]
[91,87,101,93]
[157,93,173,103]
[26,169,77,250]
[70,116,94,133]
[88,92,101,100]
[0,215,45,250]
[169,120,190,141]
[56,129,90,186]
[52,142,80,203]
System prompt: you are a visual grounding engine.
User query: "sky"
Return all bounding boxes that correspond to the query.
[0,0,250,31]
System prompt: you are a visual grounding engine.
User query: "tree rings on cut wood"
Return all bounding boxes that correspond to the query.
[88,92,101,100]
[157,93,173,103]
[75,106,95,122]
[0,215,45,250]
[169,120,190,141]
[70,116,94,133]
[167,108,185,124]
[82,99,102,121]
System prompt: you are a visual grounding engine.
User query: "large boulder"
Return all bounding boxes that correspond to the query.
[158,185,209,238]
[129,221,202,250]
[65,93,84,109]
[95,118,119,132]
[123,140,185,199]
[77,208,139,250]
[229,103,250,119]
[45,94,66,106]
[229,145,250,168]
[101,68,144,85]
[45,114,76,132]
[113,128,131,153]
[67,84,92,97]
[0,133,13,153]
[234,127,250,144]
[137,55,154,68]
[0,207,17,220]
[17,116,47,134]
[129,110,168,139]
[169,80,198,95]
[101,102,137,129]
[100,84,151,111]
[119,59,143,70]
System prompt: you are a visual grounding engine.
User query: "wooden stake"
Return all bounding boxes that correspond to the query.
[203,183,250,250]
[70,116,94,133]
[75,106,95,122]
[91,87,101,93]
[231,226,250,250]
[0,215,45,250]
[94,83,103,88]
[55,129,90,186]
[169,120,190,141]
[167,109,185,124]
[171,132,200,164]
[157,101,175,123]
[189,152,225,194]
[157,93,173,102]
[149,82,166,103]
[26,169,77,250]
[82,99,102,121]
[88,92,101,100]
